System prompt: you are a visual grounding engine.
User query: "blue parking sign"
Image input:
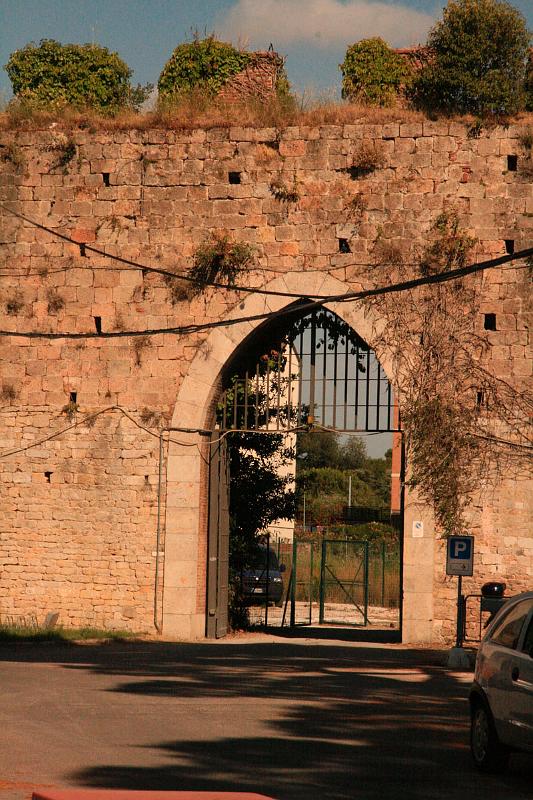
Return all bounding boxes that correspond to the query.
[446,535,474,576]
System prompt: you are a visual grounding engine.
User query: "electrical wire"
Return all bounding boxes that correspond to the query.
[0,405,200,460]
[1,202,531,304]
[1,244,532,341]
[0,201,353,300]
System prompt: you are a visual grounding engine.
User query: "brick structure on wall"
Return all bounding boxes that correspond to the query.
[0,119,531,641]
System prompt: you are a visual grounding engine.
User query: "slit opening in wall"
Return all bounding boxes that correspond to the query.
[69,391,77,404]
[484,313,497,331]
[338,238,351,253]
[228,171,241,184]
[44,471,52,483]
[504,239,515,255]
[102,172,110,187]
[507,155,518,172]
[94,316,102,334]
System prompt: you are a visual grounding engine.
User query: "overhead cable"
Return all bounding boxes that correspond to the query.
[1,245,532,341]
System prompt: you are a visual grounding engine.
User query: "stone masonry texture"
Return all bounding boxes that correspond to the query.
[0,120,531,641]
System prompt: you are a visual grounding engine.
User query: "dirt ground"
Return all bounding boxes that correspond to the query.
[248,602,399,628]
[0,632,531,800]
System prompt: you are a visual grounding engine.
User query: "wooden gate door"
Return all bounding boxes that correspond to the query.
[206,434,230,638]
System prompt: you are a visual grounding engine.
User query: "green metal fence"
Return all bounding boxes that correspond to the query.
[246,536,401,629]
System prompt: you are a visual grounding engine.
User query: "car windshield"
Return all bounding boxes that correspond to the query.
[249,547,280,571]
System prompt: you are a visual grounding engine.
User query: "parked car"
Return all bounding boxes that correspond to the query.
[469,590,533,772]
[241,545,286,607]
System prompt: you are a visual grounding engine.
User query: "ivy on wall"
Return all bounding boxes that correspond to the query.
[158,35,252,100]
[366,210,531,536]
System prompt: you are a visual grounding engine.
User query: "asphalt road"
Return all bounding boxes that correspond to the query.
[0,632,531,800]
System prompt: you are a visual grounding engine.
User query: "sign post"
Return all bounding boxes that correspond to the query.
[446,535,474,650]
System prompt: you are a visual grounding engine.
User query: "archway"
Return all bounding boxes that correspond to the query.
[162,272,435,642]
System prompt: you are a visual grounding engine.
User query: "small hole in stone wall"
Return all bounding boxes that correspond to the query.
[70,391,77,404]
[504,239,515,255]
[102,172,110,186]
[144,475,149,484]
[507,155,518,172]
[228,171,241,184]
[484,313,497,331]
[94,316,102,334]
[44,471,52,483]
[476,390,485,407]
[338,238,351,253]
[79,244,86,257]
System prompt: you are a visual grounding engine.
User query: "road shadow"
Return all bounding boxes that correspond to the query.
[0,639,531,800]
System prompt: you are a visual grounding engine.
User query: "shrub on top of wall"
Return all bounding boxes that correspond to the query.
[5,39,151,114]
[340,38,412,106]
[409,0,531,117]
[158,34,252,101]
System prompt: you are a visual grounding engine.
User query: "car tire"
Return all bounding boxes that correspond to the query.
[275,597,284,608]
[470,701,510,773]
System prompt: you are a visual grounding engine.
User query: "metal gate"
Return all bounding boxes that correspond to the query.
[217,307,400,434]
[208,304,403,636]
[275,537,401,629]
[206,434,230,639]
[319,539,369,626]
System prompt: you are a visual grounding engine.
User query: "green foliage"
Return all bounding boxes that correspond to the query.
[5,39,150,114]
[340,37,412,106]
[219,372,295,627]
[297,463,390,526]
[189,233,255,293]
[158,34,251,100]
[410,0,531,117]
[0,624,134,643]
[296,433,392,528]
[229,432,295,566]
[297,430,367,470]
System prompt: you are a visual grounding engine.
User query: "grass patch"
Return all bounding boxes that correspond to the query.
[0,624,136,643]
[0,93,426,132]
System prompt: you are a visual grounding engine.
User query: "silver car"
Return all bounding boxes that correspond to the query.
[469,591,533,772]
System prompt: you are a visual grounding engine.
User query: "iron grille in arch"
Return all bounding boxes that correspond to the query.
[217,307,399,433]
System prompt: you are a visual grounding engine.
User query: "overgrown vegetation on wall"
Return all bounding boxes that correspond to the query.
[158,34,252,100]
[188,233,255,294]
[340,38,412,107]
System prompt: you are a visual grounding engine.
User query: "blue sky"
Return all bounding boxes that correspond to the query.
[1,0,532,101]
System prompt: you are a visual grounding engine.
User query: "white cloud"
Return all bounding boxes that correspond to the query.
[216,0,435,50]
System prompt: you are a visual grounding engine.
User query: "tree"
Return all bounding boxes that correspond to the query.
[340,37,412,106]
[340,437,367,471]
[296,430,342,469]
[228,430,295,572]
[218,365,296,628]
[5,39,150,114]
[410,0,531,117]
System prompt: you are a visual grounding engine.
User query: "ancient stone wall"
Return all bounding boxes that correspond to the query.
[0,119,531,640]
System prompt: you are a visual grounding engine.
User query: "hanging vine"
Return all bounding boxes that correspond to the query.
[366,210,532,536]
